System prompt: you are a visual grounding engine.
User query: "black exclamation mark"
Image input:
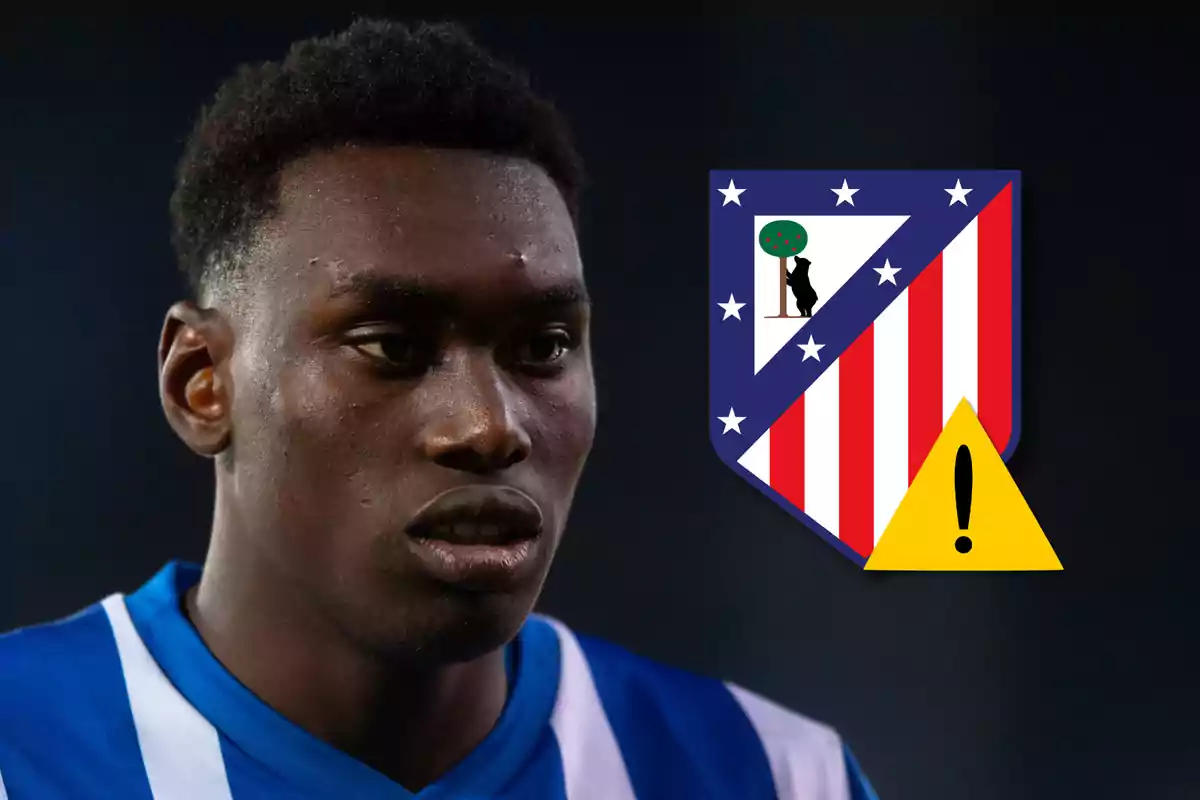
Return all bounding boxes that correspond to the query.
[954,444,973,553]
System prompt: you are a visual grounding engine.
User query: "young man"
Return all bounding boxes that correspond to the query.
[0,19,877,799]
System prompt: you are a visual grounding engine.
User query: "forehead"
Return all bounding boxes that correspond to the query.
[254,146,581,302]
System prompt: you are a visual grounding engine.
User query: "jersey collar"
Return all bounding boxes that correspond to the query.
[124,561,561,798]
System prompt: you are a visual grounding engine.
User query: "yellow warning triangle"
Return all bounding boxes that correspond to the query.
[865,398,1062,571]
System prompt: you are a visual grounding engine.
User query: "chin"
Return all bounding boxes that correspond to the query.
[340,575,545,666]
[325,524,559,664]
[415,590,537,663]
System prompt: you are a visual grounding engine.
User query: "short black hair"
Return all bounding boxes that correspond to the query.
[169,17,585,302]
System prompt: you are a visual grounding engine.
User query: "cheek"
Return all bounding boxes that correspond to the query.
[266,360,345,441]
[531,370,597,479]
[235,354,373,489]
[270,362,430,507]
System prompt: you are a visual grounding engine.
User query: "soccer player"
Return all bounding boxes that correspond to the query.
[0,19,878,799]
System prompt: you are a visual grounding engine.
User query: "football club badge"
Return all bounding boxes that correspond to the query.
[709,171,1060,571]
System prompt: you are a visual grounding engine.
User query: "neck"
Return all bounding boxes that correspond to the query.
[187,516,509,791]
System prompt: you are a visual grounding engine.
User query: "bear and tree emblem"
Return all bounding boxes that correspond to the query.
[759,220,817,318]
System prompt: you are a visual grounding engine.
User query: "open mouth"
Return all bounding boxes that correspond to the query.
[403,486,545,588]
[405,486,543,545]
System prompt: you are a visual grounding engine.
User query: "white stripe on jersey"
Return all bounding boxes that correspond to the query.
[100,595,234,800]
[543,618,637,800]
[0,761,8,800]
[726,683,850,800]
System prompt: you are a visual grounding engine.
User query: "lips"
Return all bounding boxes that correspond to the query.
[405,485,544,545]
[402,485,545,589]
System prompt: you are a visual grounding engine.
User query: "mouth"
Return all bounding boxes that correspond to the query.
[403,486,546,590]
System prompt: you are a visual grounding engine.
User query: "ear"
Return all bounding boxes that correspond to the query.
[158,301,235,457]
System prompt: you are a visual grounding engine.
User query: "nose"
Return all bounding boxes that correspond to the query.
[417,349,531,474]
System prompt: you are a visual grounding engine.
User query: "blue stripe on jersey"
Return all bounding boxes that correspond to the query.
[492,726,567,800]
[574,632,778,799]
[219,735,316,800]
[844,744,880,800]
[0,605,154,799]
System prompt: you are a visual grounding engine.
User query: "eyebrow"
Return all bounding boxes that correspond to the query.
[325,272,591,315]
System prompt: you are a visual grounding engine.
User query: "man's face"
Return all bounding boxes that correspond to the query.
[207,146,594,661]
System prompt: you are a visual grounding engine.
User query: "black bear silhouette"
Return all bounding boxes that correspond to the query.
[786,256,818,317]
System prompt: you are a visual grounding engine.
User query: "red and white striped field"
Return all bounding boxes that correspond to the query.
[738,183,1015,559]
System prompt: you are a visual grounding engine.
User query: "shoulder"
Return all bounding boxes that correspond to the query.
[0,599,124,729]
[533,615,871,800]
[0,600,134,761]
[0,600,120,693]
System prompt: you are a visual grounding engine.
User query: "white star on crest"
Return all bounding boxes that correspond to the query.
[717,293,746,320]
[717,407,746,434]
[831,178,859,206]
[945,178,973,206]
[873,259,900,285]
[719,179,746,206]
[797,335,825,362]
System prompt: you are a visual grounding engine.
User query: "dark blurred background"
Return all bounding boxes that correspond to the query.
[1,14,1195,799]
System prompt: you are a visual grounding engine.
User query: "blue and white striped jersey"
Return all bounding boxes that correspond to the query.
[0,563,878,798]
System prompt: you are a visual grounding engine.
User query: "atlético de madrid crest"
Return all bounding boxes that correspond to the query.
[709,171,1058,571]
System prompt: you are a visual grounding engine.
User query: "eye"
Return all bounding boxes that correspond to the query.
[350,332,432,375]
[515,329,573,370]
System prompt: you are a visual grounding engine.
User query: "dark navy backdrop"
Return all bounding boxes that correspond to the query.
[1,15,1194,799]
